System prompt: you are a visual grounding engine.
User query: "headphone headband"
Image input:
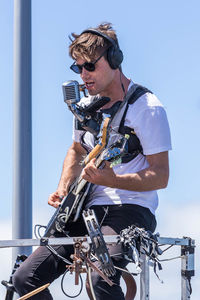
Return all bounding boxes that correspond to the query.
[81,28,118,48]
[80,28,123,69]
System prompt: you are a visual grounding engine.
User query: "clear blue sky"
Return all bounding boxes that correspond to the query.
[0,1,200,299]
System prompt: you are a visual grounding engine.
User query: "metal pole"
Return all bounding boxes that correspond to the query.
[181,239,195,300]
[140,254,150,300]
[13,0,32,260]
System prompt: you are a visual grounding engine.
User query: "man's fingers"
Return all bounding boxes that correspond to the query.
[48,199,61,208]
[48,192,62,208]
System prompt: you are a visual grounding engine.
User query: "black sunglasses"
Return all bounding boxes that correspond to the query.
[70,49,107,74]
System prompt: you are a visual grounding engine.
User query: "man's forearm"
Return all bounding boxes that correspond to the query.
[115,166,169,191]
[57,144,86,193]
[114,151,169,191]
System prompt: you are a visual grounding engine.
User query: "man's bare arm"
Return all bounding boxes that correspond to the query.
[48,141,87,208]
[115,151,169,191]
[82,151,169,191]
[57,141,87,192]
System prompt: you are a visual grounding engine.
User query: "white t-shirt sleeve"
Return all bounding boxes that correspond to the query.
[125,93,172,155]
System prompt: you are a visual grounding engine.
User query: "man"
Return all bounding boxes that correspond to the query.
[13,22,171,299]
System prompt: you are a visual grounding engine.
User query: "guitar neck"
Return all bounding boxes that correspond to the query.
[75,153,105,196]
[73,117,111,196]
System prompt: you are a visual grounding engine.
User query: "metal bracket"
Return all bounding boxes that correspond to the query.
[82,209,116,277]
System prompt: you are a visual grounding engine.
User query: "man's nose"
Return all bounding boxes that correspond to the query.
[81,67,90,80]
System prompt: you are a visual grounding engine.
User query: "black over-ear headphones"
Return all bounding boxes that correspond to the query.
[81,28,123,70]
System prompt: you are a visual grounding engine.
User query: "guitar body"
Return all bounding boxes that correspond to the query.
[44,181,91,237]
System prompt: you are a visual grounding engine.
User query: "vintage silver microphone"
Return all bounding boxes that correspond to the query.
[62,80,80,105]
[62,80,111,124]
[62,80,84,122]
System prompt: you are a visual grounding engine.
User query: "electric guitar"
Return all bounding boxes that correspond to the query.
[44,116,128,237]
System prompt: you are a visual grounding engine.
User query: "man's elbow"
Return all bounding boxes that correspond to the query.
[161,179,168,189]
[159,170,169,189]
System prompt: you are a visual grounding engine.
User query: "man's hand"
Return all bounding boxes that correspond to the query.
[81,158,117,187]
[48,190,66,208]
[81,151,169,192]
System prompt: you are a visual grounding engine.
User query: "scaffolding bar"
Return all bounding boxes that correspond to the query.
[140,254,150,300]
[0,235,193,248]
[0,235,195,300]
[181,239,195,299]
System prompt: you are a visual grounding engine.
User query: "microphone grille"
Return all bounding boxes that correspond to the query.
[62,80,80,104]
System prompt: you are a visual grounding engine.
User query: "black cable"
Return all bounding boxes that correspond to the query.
[159,244,174,253]
[188,278,192,295]
[61,269,83,298]
[45,244,84,298]
[120,70,125,97]
[46,245,71,265]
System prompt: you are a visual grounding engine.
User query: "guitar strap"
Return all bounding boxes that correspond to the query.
[79,83,140,152]
[105,83,139,147]
[103,83,152,163]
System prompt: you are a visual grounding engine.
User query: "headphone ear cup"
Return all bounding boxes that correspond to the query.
[107,46,123,69]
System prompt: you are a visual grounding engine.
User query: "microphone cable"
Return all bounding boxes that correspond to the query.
[119,69,126,97]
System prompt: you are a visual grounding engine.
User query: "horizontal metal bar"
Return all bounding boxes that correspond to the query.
[157,237,194,246]
[0,237,87,248]
[0,235,194,249]
[0,236,120,248]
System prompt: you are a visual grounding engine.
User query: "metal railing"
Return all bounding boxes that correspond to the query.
[0,235,195,300]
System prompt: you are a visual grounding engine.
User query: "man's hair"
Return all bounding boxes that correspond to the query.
[69,22,119,61]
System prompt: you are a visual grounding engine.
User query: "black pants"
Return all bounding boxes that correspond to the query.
[13,204,156,300]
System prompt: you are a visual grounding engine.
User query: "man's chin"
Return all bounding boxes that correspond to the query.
[88,90,98,96]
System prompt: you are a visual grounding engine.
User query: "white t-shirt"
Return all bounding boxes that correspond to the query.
[72,82,172,215]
